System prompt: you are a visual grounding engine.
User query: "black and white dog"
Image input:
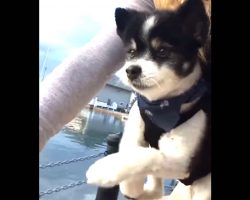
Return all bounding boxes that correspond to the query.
[87,0,211,199]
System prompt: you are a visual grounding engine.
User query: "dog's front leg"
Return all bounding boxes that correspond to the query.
[87,110,206,189]
[136,175,164,200]
[119,103,149,198]
[86,103,148,191]
[86,146,167,187]
[121,110,208,199]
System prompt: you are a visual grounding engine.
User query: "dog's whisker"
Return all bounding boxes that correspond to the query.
[143,75,156,78]
[148,78,162,89]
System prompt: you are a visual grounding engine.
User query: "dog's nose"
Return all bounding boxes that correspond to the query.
[126,65,142,80]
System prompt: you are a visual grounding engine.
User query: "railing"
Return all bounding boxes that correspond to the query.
[39,132,176,199]
[39,152,105,198]
[95,133,122,200]
[39,133,122,200]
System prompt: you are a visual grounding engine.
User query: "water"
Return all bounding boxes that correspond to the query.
[39,109,175,200]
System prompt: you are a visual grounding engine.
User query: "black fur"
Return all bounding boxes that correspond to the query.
[115,0,211,186]
[115,0,209,77]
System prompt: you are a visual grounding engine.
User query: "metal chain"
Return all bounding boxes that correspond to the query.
[40,152,105,197]
[39,152,105,169]
[39,180,176,198]
[39,180,86,198]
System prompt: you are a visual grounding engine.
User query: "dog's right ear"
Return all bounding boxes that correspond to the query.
[115,8,137,37]
[176,0,210,47]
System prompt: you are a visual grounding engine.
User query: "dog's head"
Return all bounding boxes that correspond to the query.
[115,0,209,101]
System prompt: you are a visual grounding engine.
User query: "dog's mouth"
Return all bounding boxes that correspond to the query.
[129,77,161,90]
[130,80,149,89]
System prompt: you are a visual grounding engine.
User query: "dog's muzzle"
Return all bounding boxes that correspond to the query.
[126,65,142,80]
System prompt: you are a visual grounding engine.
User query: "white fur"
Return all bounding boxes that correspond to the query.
[191,173,211,200]
[158,110,207,178]
[120,57,202,101]
[86,106,207,199]
[142,16,156,39]
[130,39,137,50]
[119,102,147,148]
[164,173,211,200]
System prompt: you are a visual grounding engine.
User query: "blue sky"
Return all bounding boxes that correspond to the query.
[39,0,123,80]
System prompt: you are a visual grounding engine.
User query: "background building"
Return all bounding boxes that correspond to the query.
[96,75,132,107]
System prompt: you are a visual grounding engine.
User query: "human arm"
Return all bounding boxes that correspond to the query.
[39,0,155,151]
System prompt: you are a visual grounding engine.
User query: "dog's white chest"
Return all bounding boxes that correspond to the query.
[158,110,207,175]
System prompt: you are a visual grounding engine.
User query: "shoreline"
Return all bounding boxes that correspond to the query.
[64,106,128,133]
[85,105,128,121]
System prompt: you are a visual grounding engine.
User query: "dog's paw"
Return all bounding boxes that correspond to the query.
[86,154,127,187]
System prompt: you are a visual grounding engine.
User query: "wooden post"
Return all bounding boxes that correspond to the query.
[95,132,122,200]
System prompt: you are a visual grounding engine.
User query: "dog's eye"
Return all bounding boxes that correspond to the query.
[127,49,136,58]
[156,48,169,58]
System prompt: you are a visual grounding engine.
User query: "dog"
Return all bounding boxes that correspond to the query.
[86,0,211,199]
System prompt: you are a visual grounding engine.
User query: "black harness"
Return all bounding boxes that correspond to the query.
[137,78,207,149]
[137,79,210,186]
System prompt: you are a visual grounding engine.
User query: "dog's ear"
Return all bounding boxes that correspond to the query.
[177,0,210,47]
[115,8,138,37]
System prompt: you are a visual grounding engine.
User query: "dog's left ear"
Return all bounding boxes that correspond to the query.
[177,0,210,47]
[115,8,139,37]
